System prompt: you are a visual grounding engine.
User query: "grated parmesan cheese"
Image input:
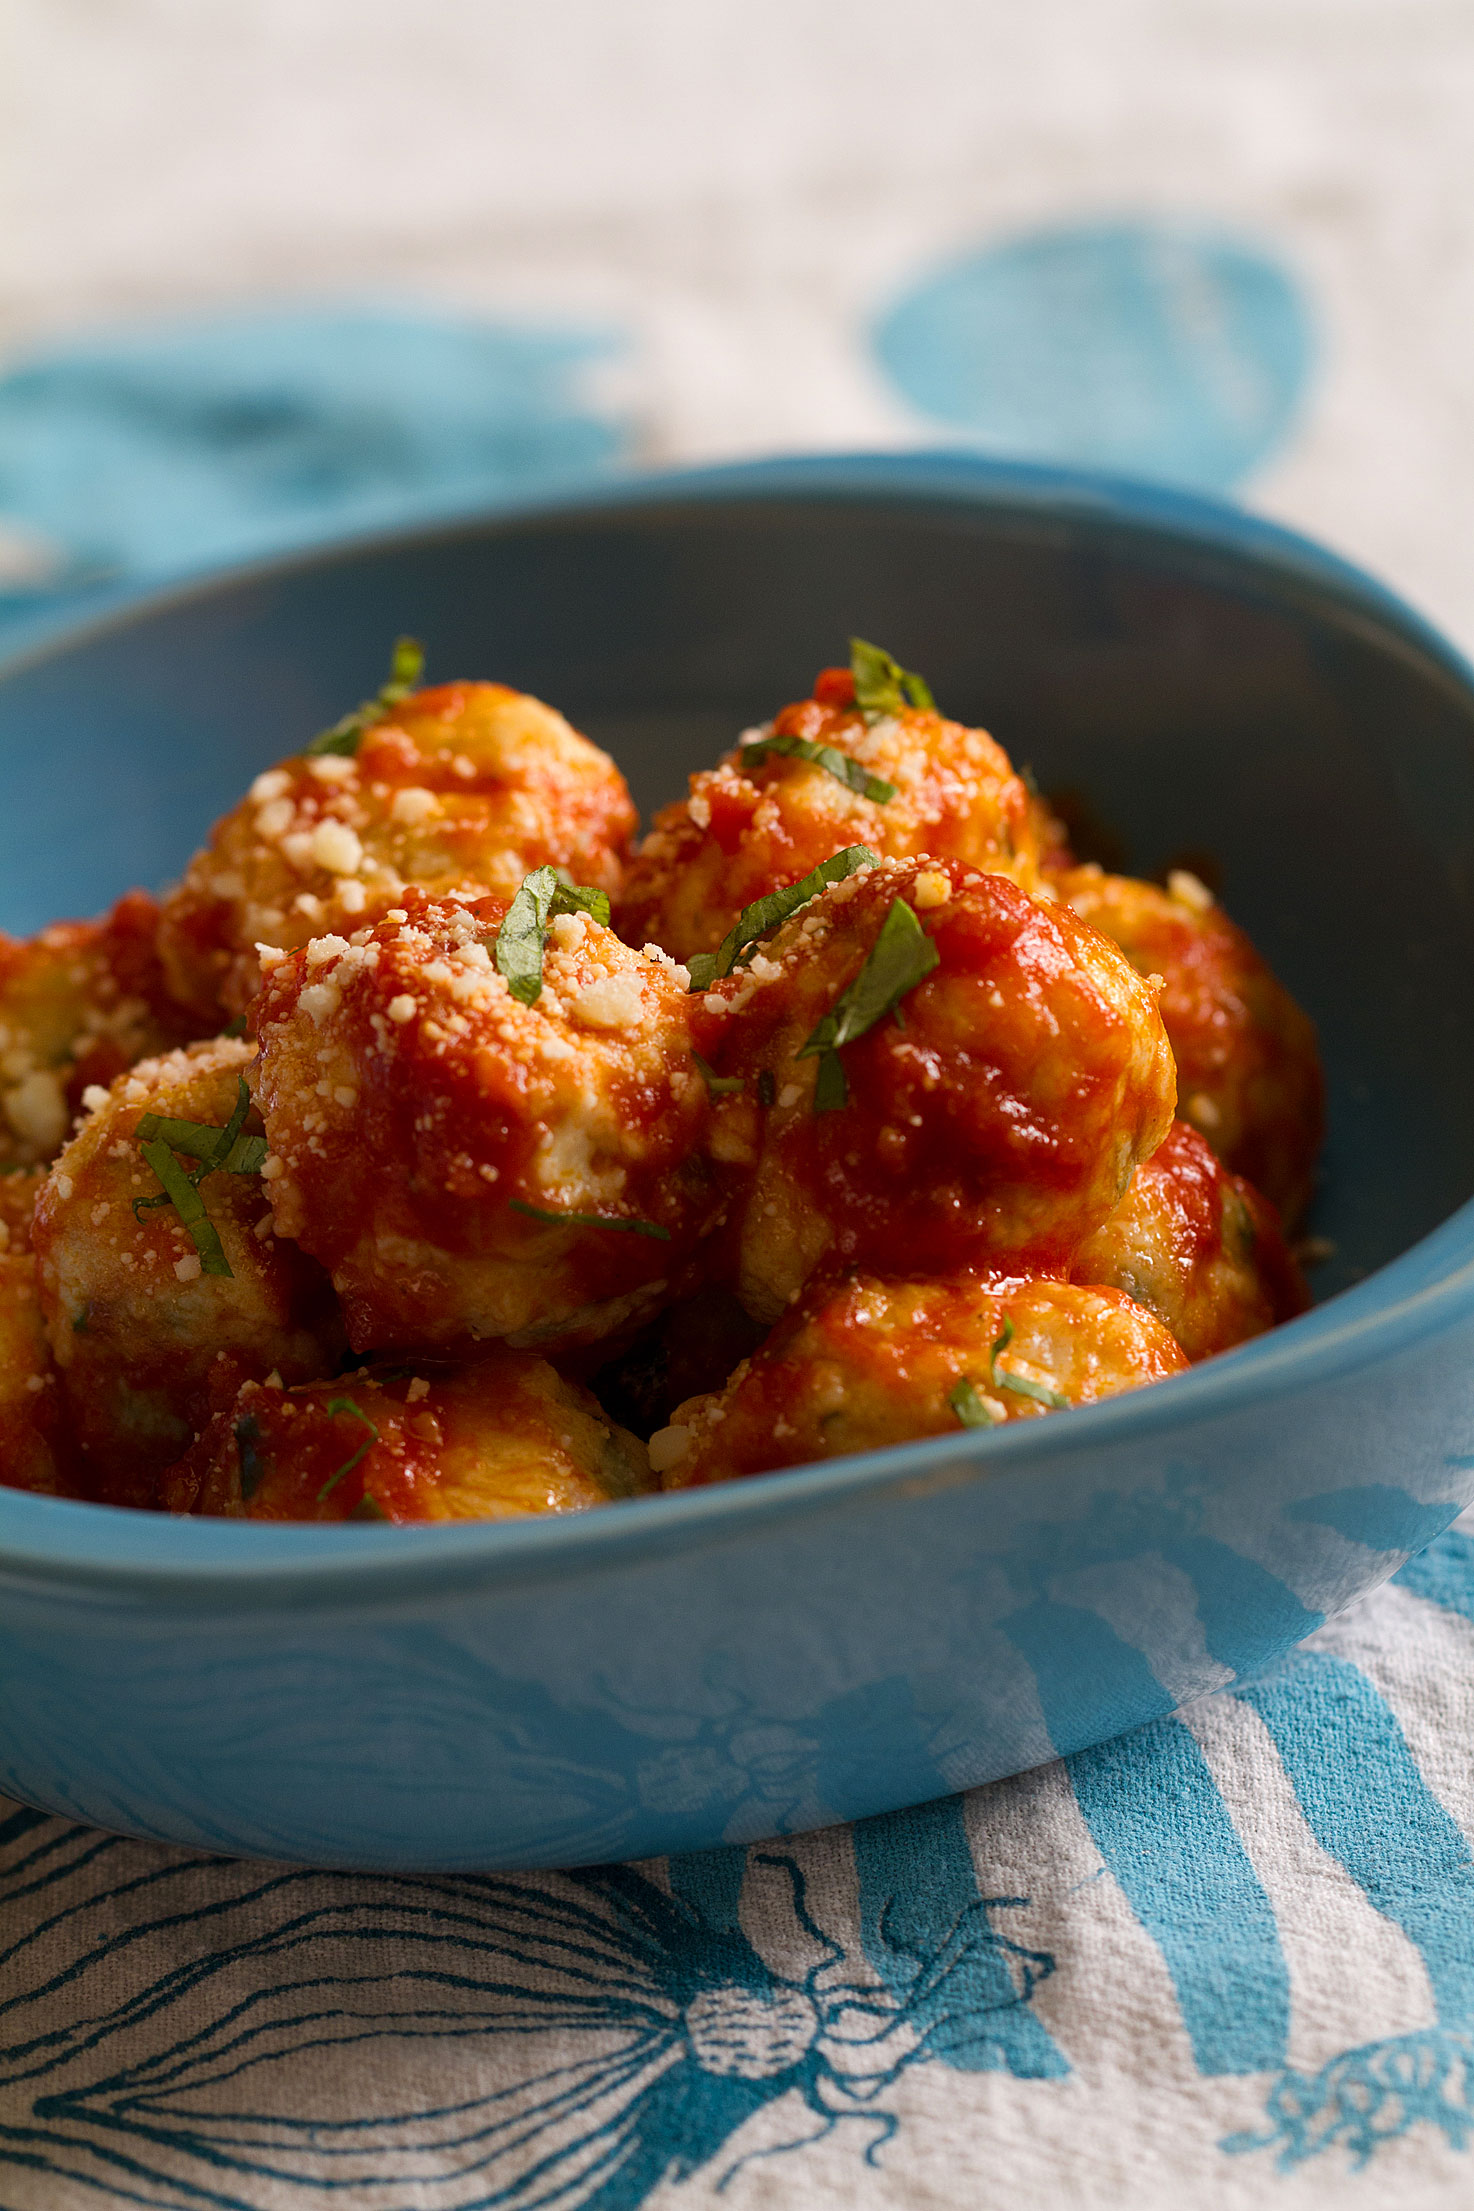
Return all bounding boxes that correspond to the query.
[570,973,646,1031]
[1168,869,1215,914]
[298,981,342,1025]
[647,1424,692,1473]
[390,785,439,825]
[310,821,363,876]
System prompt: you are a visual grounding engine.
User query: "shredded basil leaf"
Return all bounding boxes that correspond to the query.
[796,898,940,1088]
[850,637,935,720]
[740,732,896,806]
[996,1369,1071,1411]
[757,1070,777,1108]
[949,1376,998,1428]
[508,1197,672,1241]
[495,867,560,1004]
[686,844,880,992]
[234,1413,267,1498]
[949,1320,1069,1428]
[494,865,613,1007]
[221,1014,247,1039]
[204,1069,249,1171]
[136,1138,233,1276]
[133,1075,267,1234]
[692,1052,744,1097]
[551,882,613,926]
[812,1050,849,1112]
[136,1076,266,1177]
[317,1397,380,1500]
[351,1492,390,1521]
[132,1076,271,1270]
[306,635,425,757]
[988,1315,1069,1410]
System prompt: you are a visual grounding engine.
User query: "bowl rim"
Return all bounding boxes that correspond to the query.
[4,446,1474,1598]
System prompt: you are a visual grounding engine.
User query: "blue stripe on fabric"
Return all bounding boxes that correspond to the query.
[1285,1486,1458,1556]
[1007,1596,1289,2075]
[1394,1529,1474,1624]
[1238,1650,1474,2024]
[1158,1535,1322,1680]
[1066,1718,1290,2075]
[851,1793,1068,2076]
[665,1847,748,1936]
[1001,1598,1176,1754]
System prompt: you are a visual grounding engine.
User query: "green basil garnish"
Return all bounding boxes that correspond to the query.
[795,897,940,1100]
[949,1377,998,1428]
[306,636,425,758]
[950,1316,1068,1428]
[132,1075,268,1276]
[317,1397,380,1501]
[740,732,896,806]
[135,1076,266,1179]
[988,1315,1069,1410]
[850,637,935,721]
[811,1051,849,1113]
[686,844,880,992]
[135,1138,232,1278]
[508,1198,671,1241]
[234,1413,267,1498]
[494,865,614,1007]
[693,1052,744,1097]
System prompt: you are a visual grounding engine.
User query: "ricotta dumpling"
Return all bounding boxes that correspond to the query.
[0,1169,77,1497]
[158,675,638,1024]
[0,891,197,1171]
[656,1270,1188,1485]
[617,652,1047,962]
[1071,1118,1308,1361]
[250,889,721,1353]
[30,1036,344,1502]
[1049,862,1323,1226]
[159,1351,653,1522]
[689,853,1177,1323]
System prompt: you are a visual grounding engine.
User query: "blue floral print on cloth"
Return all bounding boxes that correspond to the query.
[6,1514,1474,2208]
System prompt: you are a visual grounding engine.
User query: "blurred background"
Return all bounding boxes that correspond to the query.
[3,0,1473,647]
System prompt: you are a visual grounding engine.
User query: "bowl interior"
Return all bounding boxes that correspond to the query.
[3,461,1473,1307]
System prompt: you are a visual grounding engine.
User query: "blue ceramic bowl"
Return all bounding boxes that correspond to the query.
[3,454,1473,1872]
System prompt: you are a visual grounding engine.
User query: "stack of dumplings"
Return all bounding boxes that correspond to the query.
[0,638,1319,1520]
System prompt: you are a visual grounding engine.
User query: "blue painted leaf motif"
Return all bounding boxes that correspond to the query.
[0,1809,1058,2209]
[871,219,1312,494]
